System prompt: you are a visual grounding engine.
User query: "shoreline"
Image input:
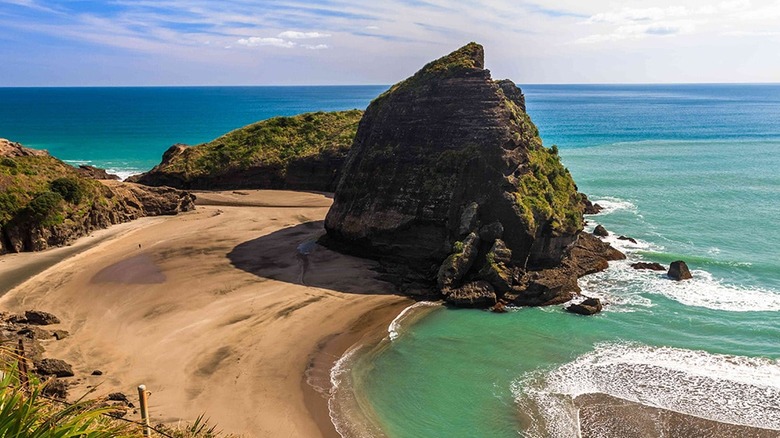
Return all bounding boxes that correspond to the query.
[0,189,410,437]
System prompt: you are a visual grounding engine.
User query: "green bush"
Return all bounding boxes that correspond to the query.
[0,192,21,224]
[1,157,17,168]
[50,177,85,204]
[24,191,63,224]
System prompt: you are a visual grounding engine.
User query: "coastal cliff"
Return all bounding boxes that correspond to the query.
[324,43,623,306]
[129,110,362,191]
[0,139,194,254]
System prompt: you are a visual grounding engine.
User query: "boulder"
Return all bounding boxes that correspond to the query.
[42,378,69,399]
[24,310,60,325]
[445,281,497,307]
[668,260,693,280]
[478,239,514,293]
[458,202,479,237]
[91,370,104,376]
[593,225,608,237]
[631,262,665,271]
[566,297,603,315]
[35,358,74,377]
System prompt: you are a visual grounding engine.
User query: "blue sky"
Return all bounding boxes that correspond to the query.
[1,0,778,85]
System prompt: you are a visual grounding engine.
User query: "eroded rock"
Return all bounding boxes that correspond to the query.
[668,260,693,280]
[566,297,603,315]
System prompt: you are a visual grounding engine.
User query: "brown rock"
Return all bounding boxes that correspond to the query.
[24,310,60,325]
[593,225,608,237]
[566,297,603,315]
[582,194,603,215]
[35,358,74,377]
[617,235,638,244]
[668,260,693,280]
[631,262,665,271]
[76,165,120,180]
[437,232,480,290]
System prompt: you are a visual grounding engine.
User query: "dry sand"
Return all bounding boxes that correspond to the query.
[0,190,411,437]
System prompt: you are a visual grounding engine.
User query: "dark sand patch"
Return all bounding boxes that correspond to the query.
[576,393,780,438]
[91,254,166,284]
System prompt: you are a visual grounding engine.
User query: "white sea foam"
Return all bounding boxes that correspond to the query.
[578,258,780,312]
[589,197,637,215]
[513,343,780,437]
[388,301,439,341]
[63,159,142,181]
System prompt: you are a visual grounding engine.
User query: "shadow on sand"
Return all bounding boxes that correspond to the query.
[227,221,399,296]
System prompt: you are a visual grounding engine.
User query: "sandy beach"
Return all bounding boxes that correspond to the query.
[0,190,411,437]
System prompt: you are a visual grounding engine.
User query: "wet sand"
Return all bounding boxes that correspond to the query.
[576,393,780,438]
[0,190,410,437]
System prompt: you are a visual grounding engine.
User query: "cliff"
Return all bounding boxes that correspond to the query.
[0,139,194,254]
[323,43,622,306]
[129,110,362,191]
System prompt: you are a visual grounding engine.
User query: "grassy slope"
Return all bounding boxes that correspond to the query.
[0,154,109,231]
[153,110,362,178]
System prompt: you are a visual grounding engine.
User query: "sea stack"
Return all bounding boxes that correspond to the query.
[324,43,621,306]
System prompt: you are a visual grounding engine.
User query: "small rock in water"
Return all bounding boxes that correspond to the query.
[668,260,693,280]
[566,297,603,315]
[617,235,638,244]
[593,225,609,237]
[631,262,665,271]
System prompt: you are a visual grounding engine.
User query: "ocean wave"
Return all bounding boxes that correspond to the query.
[578,258,780,312]
[387,301,439,341]
[512,343,780,437]
[589,197,637,215]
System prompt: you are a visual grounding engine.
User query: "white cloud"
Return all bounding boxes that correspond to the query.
[236,37,295,48]
[301,44,329,50]
[277,31,331,39]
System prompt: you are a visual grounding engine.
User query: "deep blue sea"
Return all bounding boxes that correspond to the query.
[2,84,779,437]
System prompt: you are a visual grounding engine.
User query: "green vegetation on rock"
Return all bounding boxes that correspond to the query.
[0,154,107,230]
[514,145,583,236]
[160,110,362,177]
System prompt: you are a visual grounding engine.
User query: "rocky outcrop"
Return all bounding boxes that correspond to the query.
[668,260,693,280]
[1,142,195,254]
[566,297,603,315]
[323,43,623,308]
[0,138,48,157]
[129,110,362,192]
[582,194,603,215]
[631,262,665,271]
[593,225,608,237]
[75,165,120,180]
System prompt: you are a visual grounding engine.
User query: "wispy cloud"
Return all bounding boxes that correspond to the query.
[278,30,331,39]
[237,37,296,48]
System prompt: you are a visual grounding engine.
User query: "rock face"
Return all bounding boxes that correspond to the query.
[668,260,693,280]
[129,110,362,192]
[323,43,623,307]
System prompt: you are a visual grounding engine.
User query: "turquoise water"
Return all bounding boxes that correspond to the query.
[0,86,384,177]
[339,85,780,437]
[2,84,779,436]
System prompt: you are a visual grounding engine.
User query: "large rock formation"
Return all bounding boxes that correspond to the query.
[129,110,362,191]
[1,139,195,254]
[323,43,622,306]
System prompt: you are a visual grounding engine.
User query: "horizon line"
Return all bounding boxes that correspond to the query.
[2,81,780,89]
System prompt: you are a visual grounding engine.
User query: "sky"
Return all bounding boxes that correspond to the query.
[0,0,779,86]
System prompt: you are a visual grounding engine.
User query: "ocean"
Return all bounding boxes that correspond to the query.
[2,84,779,436]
